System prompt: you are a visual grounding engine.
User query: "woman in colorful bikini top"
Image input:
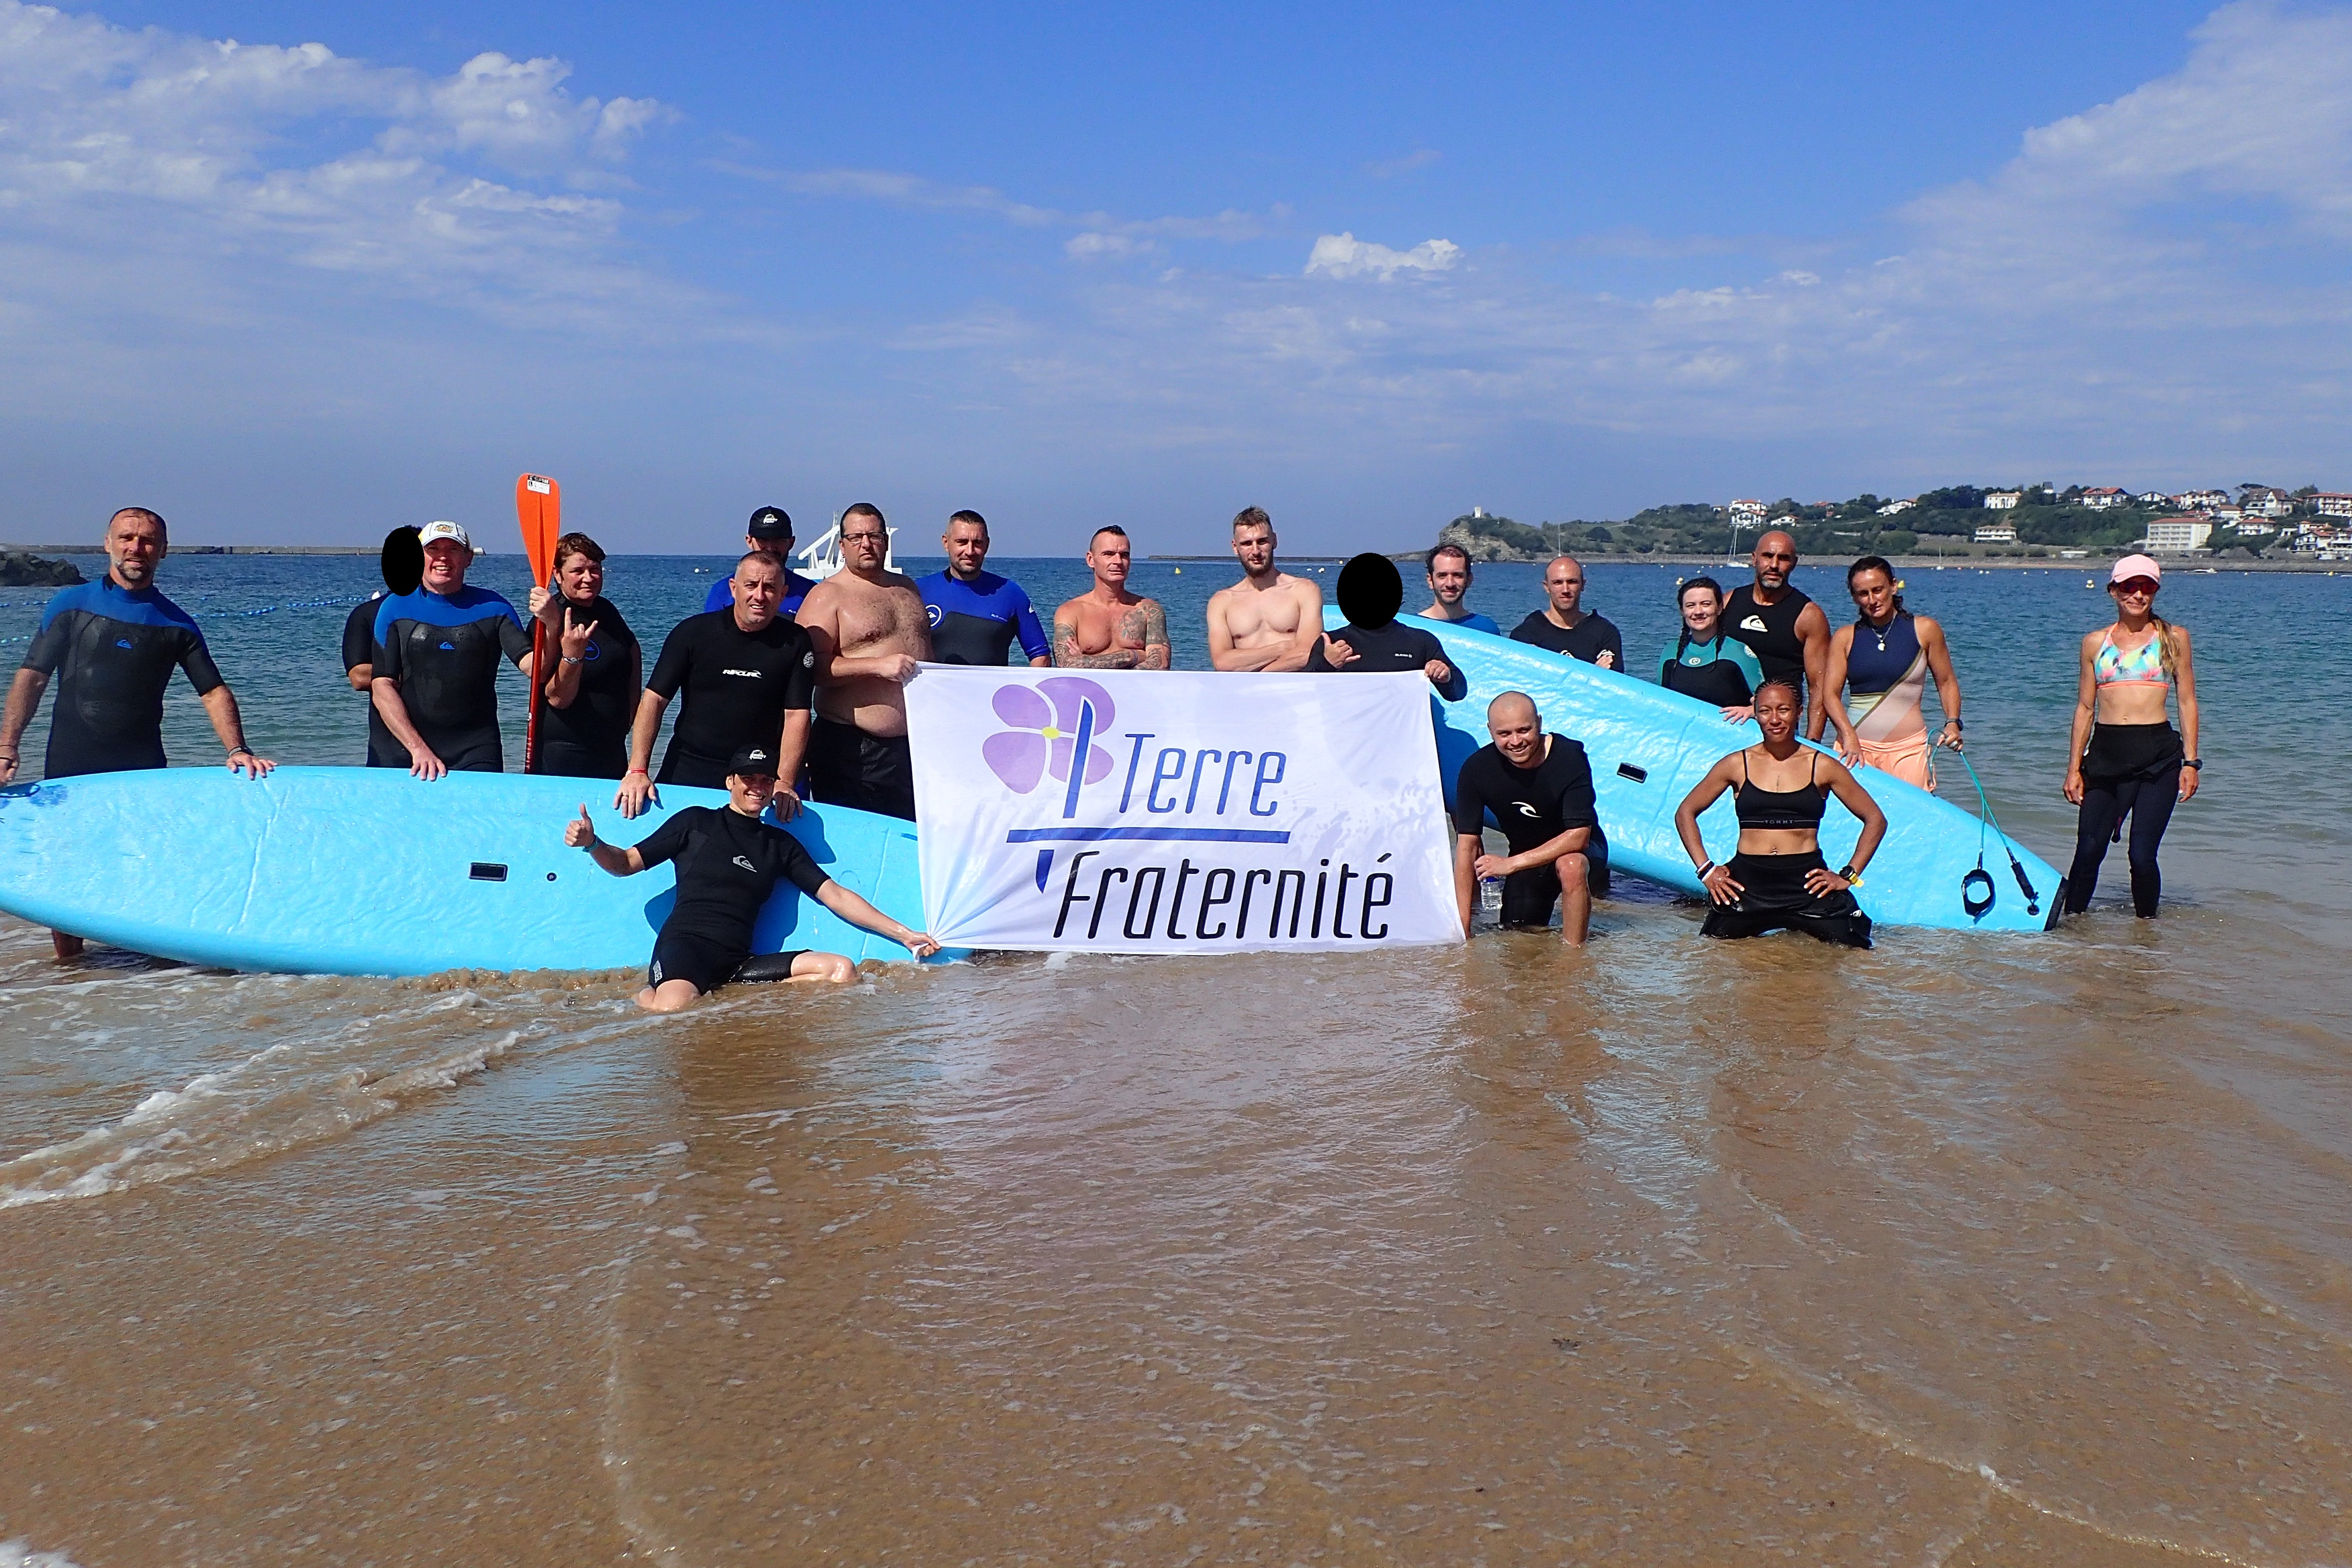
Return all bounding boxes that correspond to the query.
[1821,556,1965,791]
[2061,553,2202,919]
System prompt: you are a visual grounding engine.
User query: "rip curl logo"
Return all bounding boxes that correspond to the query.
[983,678,1115,812]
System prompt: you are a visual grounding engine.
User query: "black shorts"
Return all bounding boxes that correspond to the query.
[2080,722,2182,785]
[389,728,503,773]
[42,742,165,780]
[1700,851,1872,948]
[655,743,731,791]
[808,716,916,820]
[647,930,810,994]
[1499,843,1611,926]
[532,739,628,780]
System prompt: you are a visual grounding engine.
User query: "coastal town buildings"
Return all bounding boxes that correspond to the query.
[1973,522,2018,543]
[2081,486,2129,509]
[2145,517,2214,554]
[2136,491,2172,506]
[2310,493,2352,518]
[2178,488,2228,510]
[1983,491,2022,509]
[1875,498,1916,515]
[1728,499,1767,526]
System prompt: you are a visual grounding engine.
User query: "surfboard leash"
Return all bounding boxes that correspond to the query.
[1949,744,2041,919]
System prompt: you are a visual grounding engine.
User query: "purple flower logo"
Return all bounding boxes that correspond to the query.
[983,678,1116,794]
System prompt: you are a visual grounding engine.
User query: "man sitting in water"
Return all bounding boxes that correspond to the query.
[1052,525,1171,670]
[1413,543,1500,635]
[796,502,932,821]
[1452,691,1608,945]
[1206,506,1322,671]
[1306,553,1466,700]
[564,743,939,1011]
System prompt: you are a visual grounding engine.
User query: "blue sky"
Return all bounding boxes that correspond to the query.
[3,1,2345,553]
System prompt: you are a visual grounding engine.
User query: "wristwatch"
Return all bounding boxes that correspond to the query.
[1839,864,1863,886]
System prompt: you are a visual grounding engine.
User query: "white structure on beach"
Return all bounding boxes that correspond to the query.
[2144,517,2214,554]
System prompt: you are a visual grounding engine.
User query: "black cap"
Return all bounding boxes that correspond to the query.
[1337,552,1404,628]
[746,506,793,541]
[728,743,779,778]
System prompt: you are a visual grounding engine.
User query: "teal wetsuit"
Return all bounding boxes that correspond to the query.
[1658,632,1763,708]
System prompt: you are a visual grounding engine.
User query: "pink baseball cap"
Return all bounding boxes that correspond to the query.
[2109,553,2161,585]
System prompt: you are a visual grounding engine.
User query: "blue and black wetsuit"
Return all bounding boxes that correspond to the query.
[917,569,1050,666]
[372,584,532,773]
[22,578,224,778]
[703,570,815,618]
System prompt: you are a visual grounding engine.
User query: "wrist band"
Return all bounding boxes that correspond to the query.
[626,767,649,776]
[2182,758,2202,770]
[1696,860,1716,879]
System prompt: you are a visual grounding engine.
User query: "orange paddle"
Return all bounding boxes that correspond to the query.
[516,473,561,773]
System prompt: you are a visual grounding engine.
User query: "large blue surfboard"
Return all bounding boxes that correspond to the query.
[1346,610,2065,934]
[0,767,935,976]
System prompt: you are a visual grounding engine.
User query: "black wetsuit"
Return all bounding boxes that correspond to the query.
[1304,620,1468,700]
[528,595,639,780]
[1509,609,1624,670]
[1452,734,1611,924]
[644,610,817,789]
[341,594,402,767]
[631,804,832,993]
[918,569,1050,666]
[22,578,224,778]
[1700,750,1872,947]
[1724,584,1816,691]
[372,585,533,772]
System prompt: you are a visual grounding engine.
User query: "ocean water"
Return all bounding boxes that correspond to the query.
[2,553,2348,1565]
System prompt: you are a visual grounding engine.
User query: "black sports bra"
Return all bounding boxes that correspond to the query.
[1734,749,1826,829]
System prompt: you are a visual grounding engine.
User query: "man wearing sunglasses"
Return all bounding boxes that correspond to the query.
[795,502,932,821]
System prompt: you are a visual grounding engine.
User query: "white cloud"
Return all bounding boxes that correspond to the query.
[1365,149,1441,179]
[725,161,1268,252]
[1303,232,1462,280]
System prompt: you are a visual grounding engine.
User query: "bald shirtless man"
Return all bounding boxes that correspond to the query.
[1205,506,1322,672]
[796,502,930,820]
[1052,526,1171,670]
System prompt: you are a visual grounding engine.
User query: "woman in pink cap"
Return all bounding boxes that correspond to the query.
[2061,554,2201,917]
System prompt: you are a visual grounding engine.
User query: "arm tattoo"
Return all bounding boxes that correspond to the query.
[1054,611,1143,669]
[1138,601,1171,672]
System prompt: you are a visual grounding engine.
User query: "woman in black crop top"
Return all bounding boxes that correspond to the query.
[1673,680,1888,946]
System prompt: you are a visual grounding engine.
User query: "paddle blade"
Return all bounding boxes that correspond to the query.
[515,473,561,587]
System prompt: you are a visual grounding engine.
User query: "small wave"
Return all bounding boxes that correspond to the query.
[0,1541,84,1568]
[0,1028,516,1209]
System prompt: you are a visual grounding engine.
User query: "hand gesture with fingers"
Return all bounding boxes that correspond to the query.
[1319,633,1359,669]
[565,804,598,850]
[559,607,598,662]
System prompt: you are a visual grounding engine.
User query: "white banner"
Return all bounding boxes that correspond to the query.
[906,668,1461,953]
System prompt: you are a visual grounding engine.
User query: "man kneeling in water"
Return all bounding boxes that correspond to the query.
[564,743,939,1011]
[1672,681,1888,947]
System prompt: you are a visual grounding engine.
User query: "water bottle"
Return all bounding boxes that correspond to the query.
[1479,876,1502,914]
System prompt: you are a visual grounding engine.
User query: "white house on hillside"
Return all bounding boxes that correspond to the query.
[1983,491,2022,510]
[2081,486,2128,509]
[2136,491,2171,506]
[1875,498,1916,515]
[2145,517,2214,553]
[1728,499,1768,525]
[2312,493,2352,518]
[2178,488,2228,510]
[1973,523,2018,543]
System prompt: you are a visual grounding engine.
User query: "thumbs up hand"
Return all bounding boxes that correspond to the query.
[565,804,598,850]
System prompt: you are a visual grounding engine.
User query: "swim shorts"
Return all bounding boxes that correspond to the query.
[808,716,916,821]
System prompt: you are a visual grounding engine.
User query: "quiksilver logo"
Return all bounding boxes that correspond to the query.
[732,855,756,872]
[721,668,762,678]
[1739,615,1767,632]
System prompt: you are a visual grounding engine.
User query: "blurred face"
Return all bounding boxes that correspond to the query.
[1679,585,1721,636]
[1088,530,1131,589]
[1486,698,1542,767]
[1848,568,1896,624]
[555,551,603,603]
[840,514,888,571]
[104,511,166,588]
[1544,559,1585,615]
[727,773,778,815]
[1428,554,1471,607]
[1752,533,1798,591]
[1754,685,1799,743]
[943,520,990,577]
[1232,523,1276,575]
[421,538,471,592]
[731,559,782,628]
[2110,577,2159,611]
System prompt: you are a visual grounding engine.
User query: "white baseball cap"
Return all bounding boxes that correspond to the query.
[418,520,473,551]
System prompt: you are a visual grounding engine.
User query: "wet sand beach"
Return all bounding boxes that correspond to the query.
[4,559,2348,1564]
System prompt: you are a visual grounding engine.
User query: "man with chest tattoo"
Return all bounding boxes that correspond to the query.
[795,502,930,821]
[1052,526,1171,672]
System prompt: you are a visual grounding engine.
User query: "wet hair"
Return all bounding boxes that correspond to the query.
[1672,575,1725,663]
[841,502,887,529]
[947,509,988,535]
[109,506,166,540]
[1847,555,1904,614]
[1089,525,1129,549]
[553,531,605,572]
[1427,542,1471,574]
